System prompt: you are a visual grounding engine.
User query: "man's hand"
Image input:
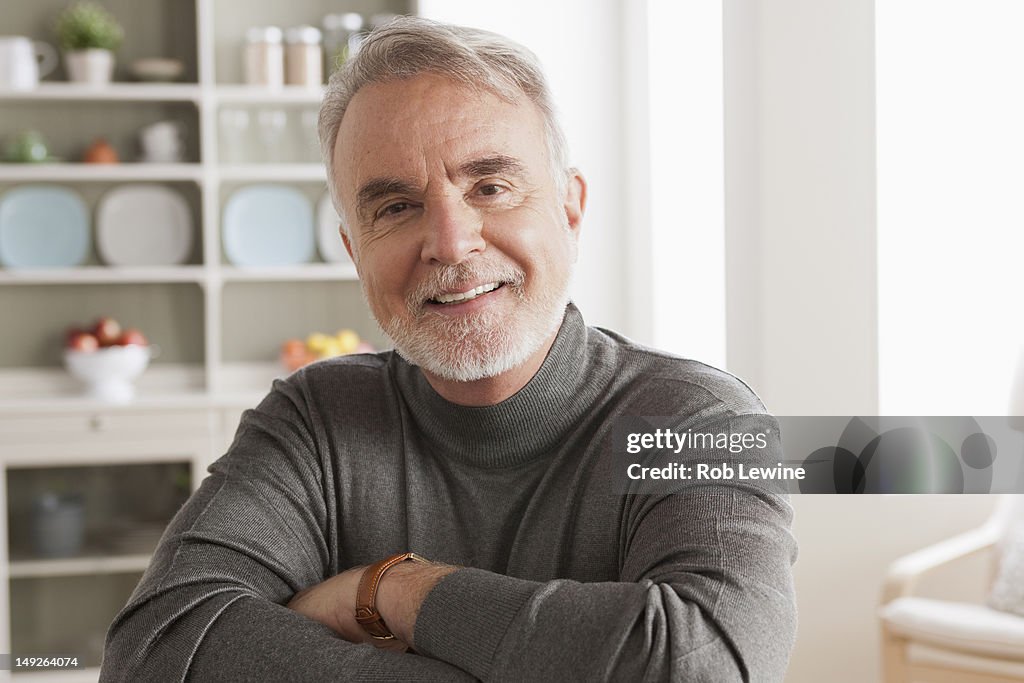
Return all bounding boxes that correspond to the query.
[287,560,458,651]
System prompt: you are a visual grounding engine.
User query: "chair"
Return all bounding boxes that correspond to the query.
[880,495,1024,682]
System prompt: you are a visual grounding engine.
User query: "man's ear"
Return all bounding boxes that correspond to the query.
[341,227,357,265]
[563,169,587,238]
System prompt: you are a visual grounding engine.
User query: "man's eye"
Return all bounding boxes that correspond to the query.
[380,202,409,217]
[478,184,506,196]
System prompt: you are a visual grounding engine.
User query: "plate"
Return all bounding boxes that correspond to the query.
[0,185,89,268]
[97,185,193,266]
[316,192,351,263]
[223,185,314,267]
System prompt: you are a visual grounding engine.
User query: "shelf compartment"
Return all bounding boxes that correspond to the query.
[221,280,385,363]
[10,573,143,670]
[0,283,205,369]
[6,463,188,560]
[0,101,201,166]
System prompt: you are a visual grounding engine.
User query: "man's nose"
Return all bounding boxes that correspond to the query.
[420,197,486,265]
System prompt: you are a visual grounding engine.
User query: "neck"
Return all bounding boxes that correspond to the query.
[420,330,558,406]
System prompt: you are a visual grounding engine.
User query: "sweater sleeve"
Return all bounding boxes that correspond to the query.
[412,451,798,681]
[100,380,476,683]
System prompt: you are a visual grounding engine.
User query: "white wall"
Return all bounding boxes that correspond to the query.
[418,0,628,334]
[788,495,999,683]
[723,0,878,416]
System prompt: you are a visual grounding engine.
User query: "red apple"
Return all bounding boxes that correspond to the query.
[67,331,100,352]
[93,317,122,347]
[64,326,86,346]
[116,328,148,346]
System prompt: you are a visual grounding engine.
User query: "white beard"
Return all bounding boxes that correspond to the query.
[370,258,571,383]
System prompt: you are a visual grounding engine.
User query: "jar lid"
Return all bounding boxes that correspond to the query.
[285,25,322,44]
[246,26,284,44]
[323,13,364,32]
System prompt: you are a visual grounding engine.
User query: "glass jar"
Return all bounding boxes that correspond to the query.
[244,26,284,88]
[285,26,323,88]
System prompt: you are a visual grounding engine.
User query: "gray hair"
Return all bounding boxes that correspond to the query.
[318,16,570,223]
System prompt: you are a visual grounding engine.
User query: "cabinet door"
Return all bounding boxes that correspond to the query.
[0,420,210,679]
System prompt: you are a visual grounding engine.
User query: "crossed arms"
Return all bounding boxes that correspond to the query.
[100,383,797,682]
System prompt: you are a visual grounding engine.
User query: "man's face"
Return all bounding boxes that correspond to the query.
[334,74,584,382]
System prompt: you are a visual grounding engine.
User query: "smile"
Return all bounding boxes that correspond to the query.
[431,282,502,305]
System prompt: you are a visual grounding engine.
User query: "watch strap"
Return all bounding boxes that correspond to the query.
[355,552,429,640]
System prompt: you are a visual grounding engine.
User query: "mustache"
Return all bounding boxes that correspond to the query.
[407,260,526,311]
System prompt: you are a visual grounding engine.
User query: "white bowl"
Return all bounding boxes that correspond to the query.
[64,345,151,403]
[131,58,185,82]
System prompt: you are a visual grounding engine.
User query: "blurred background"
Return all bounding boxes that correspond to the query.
[1,0,1021,680]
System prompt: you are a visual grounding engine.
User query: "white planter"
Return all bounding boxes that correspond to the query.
[64,48,115,85]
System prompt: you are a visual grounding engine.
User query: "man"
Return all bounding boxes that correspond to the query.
[102,17,796,682]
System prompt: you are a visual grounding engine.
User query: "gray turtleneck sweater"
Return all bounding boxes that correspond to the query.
[101,304,797,682]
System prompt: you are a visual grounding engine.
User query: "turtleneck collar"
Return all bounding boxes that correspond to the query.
[390,303,613,468]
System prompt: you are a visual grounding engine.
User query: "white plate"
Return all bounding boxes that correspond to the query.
[223,185,314,267]
[97,185,193,266]
[316,192,351,263]
[0,185,90,268]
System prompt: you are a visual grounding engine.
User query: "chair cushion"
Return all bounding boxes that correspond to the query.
[881,597,1024,660]
[990,522,1024,617]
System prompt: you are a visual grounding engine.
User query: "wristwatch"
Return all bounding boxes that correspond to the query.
[355,552,430,640]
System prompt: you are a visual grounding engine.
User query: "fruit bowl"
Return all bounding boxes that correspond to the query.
[64,344,152,403]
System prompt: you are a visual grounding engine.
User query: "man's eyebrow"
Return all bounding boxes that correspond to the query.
[457,155,527,179]
[355,178,419,215]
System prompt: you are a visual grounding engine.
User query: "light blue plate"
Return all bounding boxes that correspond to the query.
[0,185,90,268]
[223,185,314,267]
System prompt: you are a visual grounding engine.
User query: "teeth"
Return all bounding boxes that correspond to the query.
[434,282,500,304]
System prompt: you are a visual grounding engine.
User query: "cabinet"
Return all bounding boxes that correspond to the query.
[0,401,240,681]
[0,1,415,680]
[0,0,416,396]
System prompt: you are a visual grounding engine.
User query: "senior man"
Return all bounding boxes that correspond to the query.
[102,17,796,682]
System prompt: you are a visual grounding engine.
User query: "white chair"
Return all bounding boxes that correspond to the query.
[880,495,1024,682]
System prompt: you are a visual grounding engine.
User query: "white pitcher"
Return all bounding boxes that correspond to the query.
[0,36,57,90]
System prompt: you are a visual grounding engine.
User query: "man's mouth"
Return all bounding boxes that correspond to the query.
[429,281,503,305]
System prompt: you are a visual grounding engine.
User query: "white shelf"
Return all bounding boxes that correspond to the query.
[214,84,325,105]
[12,667,100,682]
[220,263,357,282]
[0,83,202,103]
[0,164,203,182]
[9,554,151,579]
[0,266,206,285]
[217,164,325,182]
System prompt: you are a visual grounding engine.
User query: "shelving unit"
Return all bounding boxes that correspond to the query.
[0,1,415,680]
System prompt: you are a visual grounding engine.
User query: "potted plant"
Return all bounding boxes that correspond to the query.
[55,1,123,85]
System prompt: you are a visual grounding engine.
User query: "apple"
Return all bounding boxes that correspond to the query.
[67,331,100,352]
[93,317,122,347]
[116,328,148,347]
[64,326,86,346]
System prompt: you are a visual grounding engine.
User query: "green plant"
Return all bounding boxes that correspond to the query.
[55,1,124,52]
